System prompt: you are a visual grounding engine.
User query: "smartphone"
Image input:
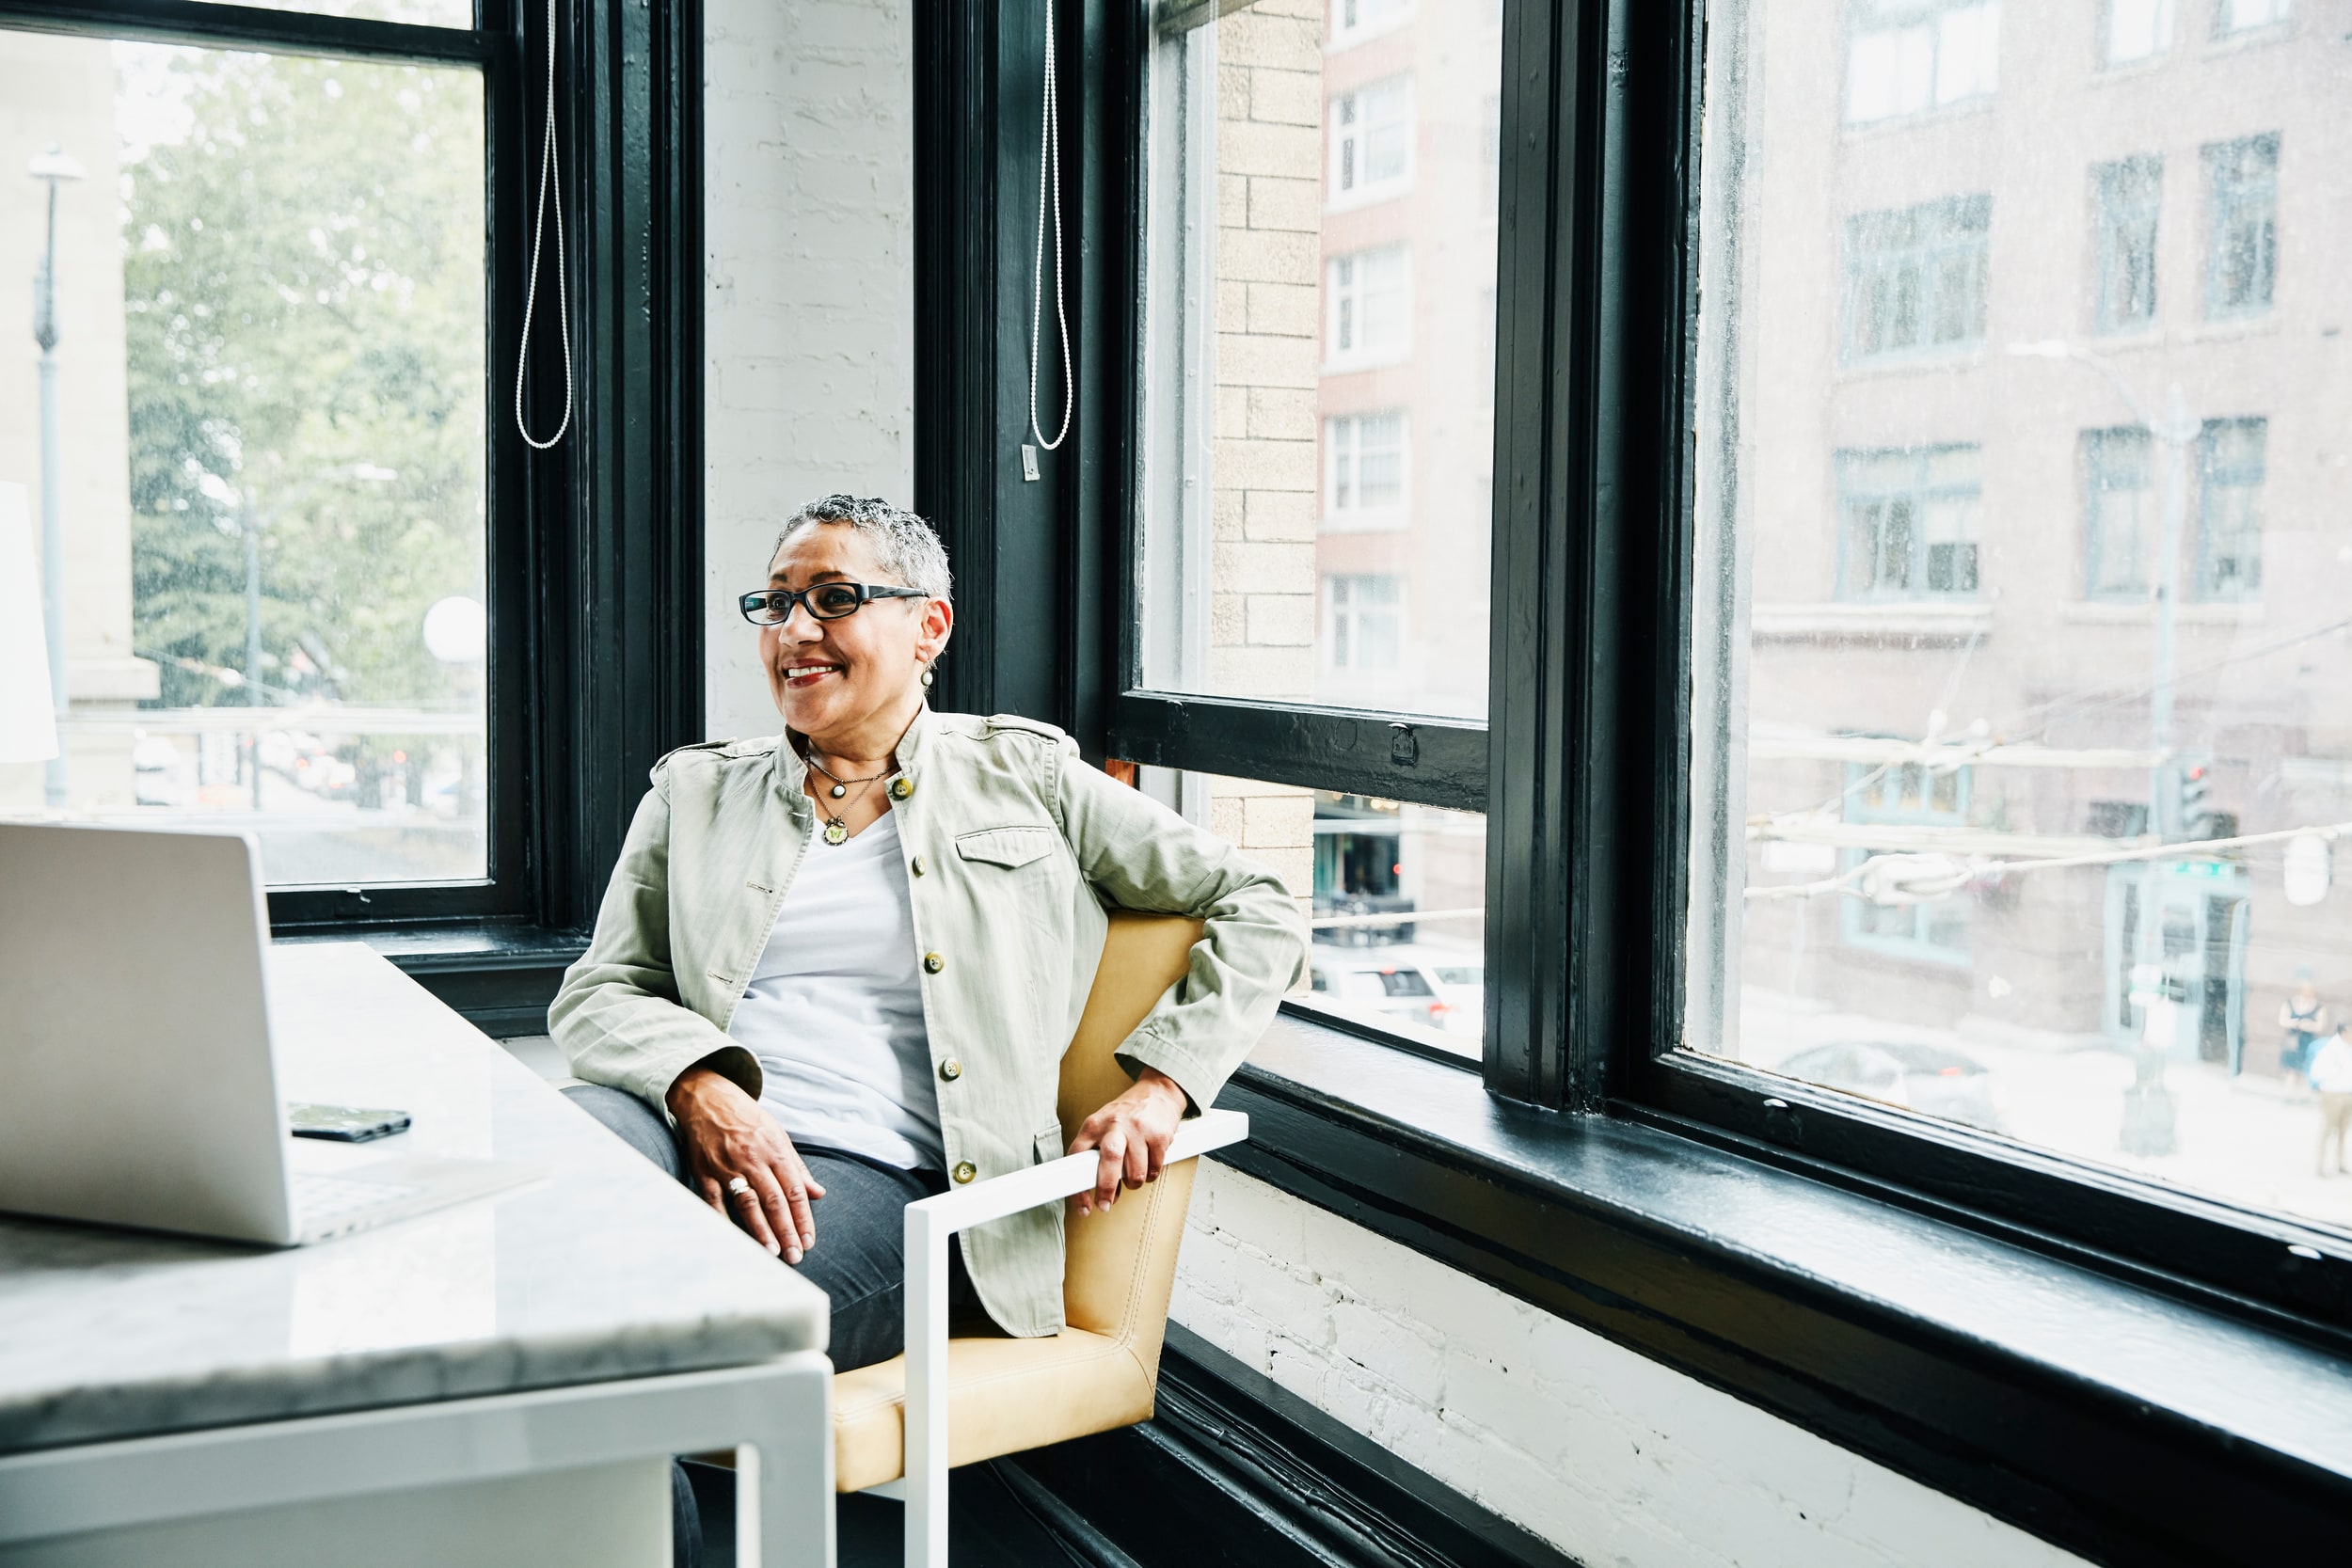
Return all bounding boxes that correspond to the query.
[287,1102,413,1143]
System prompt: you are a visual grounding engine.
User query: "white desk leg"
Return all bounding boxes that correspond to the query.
[738,1349,836,1568]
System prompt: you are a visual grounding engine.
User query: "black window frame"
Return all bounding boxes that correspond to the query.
[935,0,2352,1369]
[0,0,706,1016]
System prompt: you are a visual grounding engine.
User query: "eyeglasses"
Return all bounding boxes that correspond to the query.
[739,581,928,626]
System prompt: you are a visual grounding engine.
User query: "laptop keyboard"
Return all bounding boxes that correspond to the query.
[294,1171,424,1237]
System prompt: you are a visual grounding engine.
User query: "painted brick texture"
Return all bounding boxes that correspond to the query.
[703,0,914,741]
[1173,1164,2090,1568]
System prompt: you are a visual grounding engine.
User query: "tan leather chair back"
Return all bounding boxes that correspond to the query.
[1055,911,1205,1368]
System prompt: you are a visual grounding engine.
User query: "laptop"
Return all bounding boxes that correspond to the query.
[0,822,535,1245]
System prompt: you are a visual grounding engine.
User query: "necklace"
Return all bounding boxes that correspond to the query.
[806,752,895,846]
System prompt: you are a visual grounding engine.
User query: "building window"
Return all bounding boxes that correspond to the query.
[2106,0,2173,64]
[1845,0,2000,125]
[2084,426,2157,601]
[2204,133,2278,319]
[2196,418,2266,601]
[1836,447,1981,600]
[1839,763,1973,965]
[1325,575,1405,673]
[2092,156,2161,334]
[1326,245,1414,369]
[2217,0,2291,34]
[1330,0,1412,45]
[1329,75,1413,208]
[1325,412,1409,531]
[1843,195,1990,361]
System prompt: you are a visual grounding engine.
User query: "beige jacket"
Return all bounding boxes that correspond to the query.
[548,705,1308,1338]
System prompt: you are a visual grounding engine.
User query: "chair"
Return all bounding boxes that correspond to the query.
[831,910,1249,1568]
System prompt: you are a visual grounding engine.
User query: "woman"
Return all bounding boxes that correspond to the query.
[550,494,1306,1371]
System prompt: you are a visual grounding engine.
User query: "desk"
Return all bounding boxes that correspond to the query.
[0,942,834,1566]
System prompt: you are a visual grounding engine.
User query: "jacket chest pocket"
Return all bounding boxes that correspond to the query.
[954,825,1059,871]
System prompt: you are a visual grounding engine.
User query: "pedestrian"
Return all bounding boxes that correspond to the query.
[2314,1022,2352,1178]
[2279,969,2329,1082]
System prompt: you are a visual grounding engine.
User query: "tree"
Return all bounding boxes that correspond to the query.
[121,44,486,712]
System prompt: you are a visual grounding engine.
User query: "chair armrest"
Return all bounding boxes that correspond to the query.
[904,1108,1249,1237]
[893,1108,1248,1566]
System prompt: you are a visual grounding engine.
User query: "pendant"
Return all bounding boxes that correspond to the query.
[822,817,850,846]
[829,783,847,799]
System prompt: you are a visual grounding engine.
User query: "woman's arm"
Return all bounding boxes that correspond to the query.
[548,771,763,1113]
[1047,739,1309,1208]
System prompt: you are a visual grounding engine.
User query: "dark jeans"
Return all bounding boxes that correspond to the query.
[563,1083,982,1371]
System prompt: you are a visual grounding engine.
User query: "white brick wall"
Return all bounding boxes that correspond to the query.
[1173,1164,2090,1568]
[703,0,914,741]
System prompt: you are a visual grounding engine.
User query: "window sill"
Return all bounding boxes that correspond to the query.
[2060,599,2263,626]
[1750,600,1991,642]
[1217,1008,2352,1566]
[276,923,588,1037]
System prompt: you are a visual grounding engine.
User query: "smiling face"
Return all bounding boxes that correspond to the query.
[760,522,953,756]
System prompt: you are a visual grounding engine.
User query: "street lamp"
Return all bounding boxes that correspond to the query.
[2009,339,2201,1154]
[29,142,85,809]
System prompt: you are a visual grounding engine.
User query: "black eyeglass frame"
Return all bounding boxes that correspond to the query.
[738,582,929,626]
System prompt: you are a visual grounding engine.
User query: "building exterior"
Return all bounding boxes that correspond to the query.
[1715,0,2352,1085]
[1,30,155,813]
[1145,0,1499,1032]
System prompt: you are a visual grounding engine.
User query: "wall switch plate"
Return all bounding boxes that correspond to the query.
[1021,444,1041,482]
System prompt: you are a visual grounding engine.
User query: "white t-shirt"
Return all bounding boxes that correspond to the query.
[725,810,942,1170]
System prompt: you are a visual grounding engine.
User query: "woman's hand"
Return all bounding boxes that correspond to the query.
[667,1065,827,1262]
[1067,1067,1190,1216]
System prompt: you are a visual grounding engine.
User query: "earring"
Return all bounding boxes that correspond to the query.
[919,667,935,690]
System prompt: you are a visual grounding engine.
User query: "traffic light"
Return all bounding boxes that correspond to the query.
[2179,764,2217,841]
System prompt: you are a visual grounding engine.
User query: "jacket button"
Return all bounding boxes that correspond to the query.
[923,952,945,974]
[911,854,927,877]
[891,777,916,800]
[952,1161,977,1184]
[939,1057,962,1082]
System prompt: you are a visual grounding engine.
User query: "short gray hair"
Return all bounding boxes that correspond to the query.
[771,495,953,605]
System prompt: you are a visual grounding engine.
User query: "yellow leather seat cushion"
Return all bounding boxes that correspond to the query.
[834,1327,1157,1493]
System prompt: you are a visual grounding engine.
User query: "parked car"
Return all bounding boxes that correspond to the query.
[1773,1040,2001,1132]
[1309,952,1453,1032]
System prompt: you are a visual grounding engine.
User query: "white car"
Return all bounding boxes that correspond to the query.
[1308,953,1454,1033]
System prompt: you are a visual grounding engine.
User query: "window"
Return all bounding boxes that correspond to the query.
[1129,0,1498,1062]
[2,29,486,887]
[1845,0,2000,125]
[1136,770,1487,1061]
[2092,156,2162,335]
[2195,417,2265,600]
[1324,574,1404,673]
[1839,763,1973,965]
[1329,0,1412,46]
[1328,75,1413,208]
[1836,447,1981,599]
[1694,0,2352,1252]
[2084,426,2157,600]
[1325,412,1409,530]
[1843,196,1990,361]
[2204,134,2279,318]
[1326,245,1414,368]
[2217,0,2291,34]
[2106,0,2174,64]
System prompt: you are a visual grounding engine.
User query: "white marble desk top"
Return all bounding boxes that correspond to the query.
[0,942,827,1454]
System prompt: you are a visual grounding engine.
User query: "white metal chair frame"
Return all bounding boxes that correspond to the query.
[873,1106,1250,1568]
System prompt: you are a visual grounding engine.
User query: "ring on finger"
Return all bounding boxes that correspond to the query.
[726,1176,755,1199]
